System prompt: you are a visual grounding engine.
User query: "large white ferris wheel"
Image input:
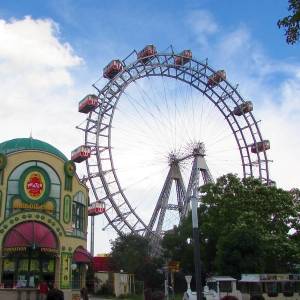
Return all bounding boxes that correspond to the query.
[73,45,271,254]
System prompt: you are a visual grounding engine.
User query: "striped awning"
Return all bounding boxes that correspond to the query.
[3,221,58,251]
[73,247,92,263]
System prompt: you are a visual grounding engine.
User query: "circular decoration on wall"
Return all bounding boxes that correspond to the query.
[19,166,50,204]
[64,160,76,177]
[0,153,7,170]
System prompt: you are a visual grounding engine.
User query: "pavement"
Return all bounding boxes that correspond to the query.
[88,296,115,300]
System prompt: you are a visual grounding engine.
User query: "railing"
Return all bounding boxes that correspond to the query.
[0,288,39,300]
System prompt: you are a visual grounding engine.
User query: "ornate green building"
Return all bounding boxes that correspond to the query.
[0,138,90,300]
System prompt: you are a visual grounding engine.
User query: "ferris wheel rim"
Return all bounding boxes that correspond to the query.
[83,50,270,235]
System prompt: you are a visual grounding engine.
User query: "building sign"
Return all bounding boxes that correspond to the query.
[19,166,50,204]
[3,246,27,252]
[25,171,45,199]
[12,197,55,213]
[61,253,71,289]
[41,247,58,254]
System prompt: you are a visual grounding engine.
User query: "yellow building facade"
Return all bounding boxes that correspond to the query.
[0,138,90,300]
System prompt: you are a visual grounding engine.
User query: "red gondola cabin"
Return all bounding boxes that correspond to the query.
[137,45,157,63]
[251,140,270,153]
[174,50,192,66]
[233,101,253,116]
[88,201,105,216]
[207,70,226,87]
[79,94,98,113]
[71,146,91,163]
[103,60,123,79]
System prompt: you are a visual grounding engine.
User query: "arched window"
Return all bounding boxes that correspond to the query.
[72,192,86,237]
[6,161,61,219]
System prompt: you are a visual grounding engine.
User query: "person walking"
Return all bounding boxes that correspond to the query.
[80,287,89,300]
[46,282,64,300]
[39,281,49,300]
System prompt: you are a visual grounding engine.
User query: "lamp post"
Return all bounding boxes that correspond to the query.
[163,265,169,300]
[191,155,203,300]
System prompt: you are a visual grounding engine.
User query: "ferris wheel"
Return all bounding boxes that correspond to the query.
[74,45,271,253]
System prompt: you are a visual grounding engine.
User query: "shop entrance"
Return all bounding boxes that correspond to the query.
[2,252,56,288]
[2,221,58,288]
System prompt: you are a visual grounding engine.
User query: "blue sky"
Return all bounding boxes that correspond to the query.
[0,0,299,253]
[1,0,298,71]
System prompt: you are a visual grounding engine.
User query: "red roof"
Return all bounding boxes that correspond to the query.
[3,221,57,250]
[93,256,112,272]
[73,247,92,263]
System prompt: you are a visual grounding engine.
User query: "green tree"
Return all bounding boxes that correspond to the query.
[110,233,164,289]
[278,0,300,44]
[200,174,300,275]
[162,174,300,278]
[162,219,194,274]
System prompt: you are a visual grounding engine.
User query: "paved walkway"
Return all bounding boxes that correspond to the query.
[88,296,115,300]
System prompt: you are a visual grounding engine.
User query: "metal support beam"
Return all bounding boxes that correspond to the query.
[90,216,95,257]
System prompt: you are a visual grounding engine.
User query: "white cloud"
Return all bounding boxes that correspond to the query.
[0,16,86,158]
[0,16,81,68]
[186,10,218,47]
[189,12,300,190]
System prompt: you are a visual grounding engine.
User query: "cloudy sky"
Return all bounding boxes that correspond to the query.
[0,0,299,253]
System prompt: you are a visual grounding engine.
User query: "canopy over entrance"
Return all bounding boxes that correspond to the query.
[73,247,92,263]
[3,221,58,251]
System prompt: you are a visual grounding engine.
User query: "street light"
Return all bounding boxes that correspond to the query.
[191,183,203,300]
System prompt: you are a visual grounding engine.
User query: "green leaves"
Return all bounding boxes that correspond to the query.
[278,0,300,44]
[162,174,300,278]
[110,233,164,288]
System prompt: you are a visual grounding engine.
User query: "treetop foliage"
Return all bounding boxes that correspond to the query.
[278,0,300,44]
[109,174,300,282]
[162,174,300,278]
[110,233,164,289]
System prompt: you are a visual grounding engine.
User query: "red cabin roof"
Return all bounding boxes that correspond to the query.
[71,145,91,163]
[79,94,98,114]
[137,45,157,63]
[207,70,226,87]
[103,60,123,79]
[174,50,192,66]
[88,201,105,216]
[93,256,113,272]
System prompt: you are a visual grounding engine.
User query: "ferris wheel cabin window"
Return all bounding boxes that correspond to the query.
[72,192,86,237]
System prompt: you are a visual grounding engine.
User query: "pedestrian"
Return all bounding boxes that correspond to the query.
[80,287,89,300]
[46,282,64,300]
[39,281,49,300]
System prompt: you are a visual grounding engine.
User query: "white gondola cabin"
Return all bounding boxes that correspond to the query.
[251,140,270,153]
[88,201,105,216]
[103,60,123,79]
[71,146,91,163]
[137,45,157,63]
[174,50,192,66]
[78,94,98,113]
[207,70,226,87]
[233,101,253,116]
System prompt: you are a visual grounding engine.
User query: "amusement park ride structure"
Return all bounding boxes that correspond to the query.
[72,45,272,255]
